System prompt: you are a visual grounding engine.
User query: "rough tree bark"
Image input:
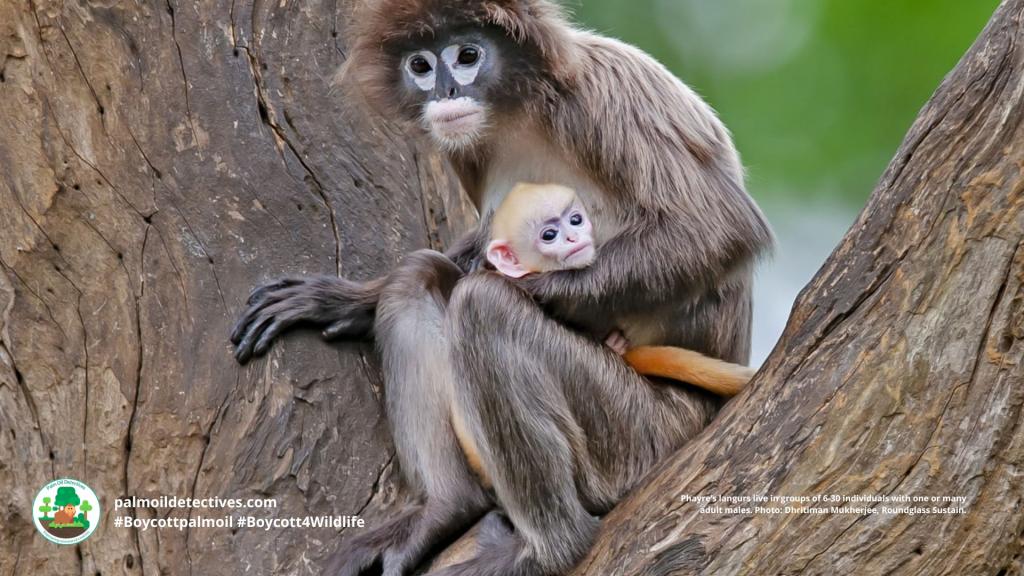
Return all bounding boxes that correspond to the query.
[0,0,473,574]
[576,1,1024,574]
[0,2,1019,576]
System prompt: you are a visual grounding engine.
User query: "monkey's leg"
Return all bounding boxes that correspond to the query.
[333,251,491,576]
[435,273,718,576]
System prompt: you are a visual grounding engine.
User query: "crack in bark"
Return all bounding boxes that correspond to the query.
[795,511,869,573]
[357,348,384,403]
[43,97,152,220]
[0,255,67,340]
[231,14,342,274]
[0,253,56,483]
[150,223,192,318]
[341,451,395,537]
[126,124,164,181]
[167,201,228,314]
[50,266,91,479]
[5,169,66,263]
[185,370,238,576]
[953,239,1021,464]
[411,150,446,253]
[57,25,109,135]
[26,0,55,73]
[123,224,150,576]
[0,324,50,479]
[330,0,347,61]
[165,0,202,156]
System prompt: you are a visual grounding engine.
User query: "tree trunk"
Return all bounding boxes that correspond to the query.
[576,1,1024,574]
[0,1,1020,576]
[0,1,473,574]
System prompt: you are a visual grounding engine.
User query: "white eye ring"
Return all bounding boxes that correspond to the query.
[454,44,482,67]
[440,44,485,86]
[405,51,437,91]
[406,51,437,76]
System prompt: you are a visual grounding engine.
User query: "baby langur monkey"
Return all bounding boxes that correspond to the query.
[487,183,755,397]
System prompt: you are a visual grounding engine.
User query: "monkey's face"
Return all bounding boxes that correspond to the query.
[532,201,596,270]
[397,30,510,150]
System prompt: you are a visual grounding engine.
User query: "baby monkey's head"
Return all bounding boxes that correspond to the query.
[487,183,596,278]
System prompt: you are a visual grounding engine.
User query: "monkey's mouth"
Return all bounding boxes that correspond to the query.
[564,243,595,266]
[434,110,480,124]
[425,98,486,140]
[566,243,590,257]
[432,110,483,135]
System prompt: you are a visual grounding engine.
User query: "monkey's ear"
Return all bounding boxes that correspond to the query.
[486,240,530,278]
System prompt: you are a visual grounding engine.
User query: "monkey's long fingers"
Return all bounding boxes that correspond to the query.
[231,309,256,345]
[245,278,300,306]
[231,281,309,345]
[232,291,279,345]
[230,305,263,345]
[234,300,310,362]
[252,313,304,357]
[234,314,276,364]
[231,296,283,345]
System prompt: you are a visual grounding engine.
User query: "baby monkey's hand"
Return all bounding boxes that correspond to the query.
[604,330,630,356]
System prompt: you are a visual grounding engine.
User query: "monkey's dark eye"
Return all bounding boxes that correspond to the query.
[457,46,480,66]
[569,213,584,226]
[409,56,432,75]
[540,228,558,243]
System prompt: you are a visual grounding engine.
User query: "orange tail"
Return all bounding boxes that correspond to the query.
[622,346,755,397]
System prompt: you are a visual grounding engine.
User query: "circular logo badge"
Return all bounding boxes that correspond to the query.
[32,478,101,545]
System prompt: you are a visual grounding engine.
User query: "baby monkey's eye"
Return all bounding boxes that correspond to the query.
[540,228,559,243]
[409,55,433,75]
[457,46,480,66]
[569,212,584,226]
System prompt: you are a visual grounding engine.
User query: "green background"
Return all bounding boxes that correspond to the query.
[572,0,1000,361]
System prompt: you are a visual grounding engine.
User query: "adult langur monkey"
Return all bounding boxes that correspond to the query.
[230,1,774,574]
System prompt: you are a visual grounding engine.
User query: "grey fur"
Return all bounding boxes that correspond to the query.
[230,1,773,574]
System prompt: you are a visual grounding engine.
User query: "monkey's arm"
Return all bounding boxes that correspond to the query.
[230,226,485,363]
[520,209,752,311]
[230,275,385,362]
[623,346,754,397]
[526,34,773,309]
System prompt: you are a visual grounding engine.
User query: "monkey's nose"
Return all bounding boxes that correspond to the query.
[447,87,457,98]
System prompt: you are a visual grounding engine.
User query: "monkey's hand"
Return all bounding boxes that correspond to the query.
[230,275,382,364]
[604,330,630,356]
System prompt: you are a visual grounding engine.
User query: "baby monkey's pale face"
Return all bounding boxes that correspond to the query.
[487,185,597,279]
[531,202,595,268]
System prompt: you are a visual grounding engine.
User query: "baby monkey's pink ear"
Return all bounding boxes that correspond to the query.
[486,240,530,278]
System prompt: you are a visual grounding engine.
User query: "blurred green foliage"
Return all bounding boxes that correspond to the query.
[572,0,999,206]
